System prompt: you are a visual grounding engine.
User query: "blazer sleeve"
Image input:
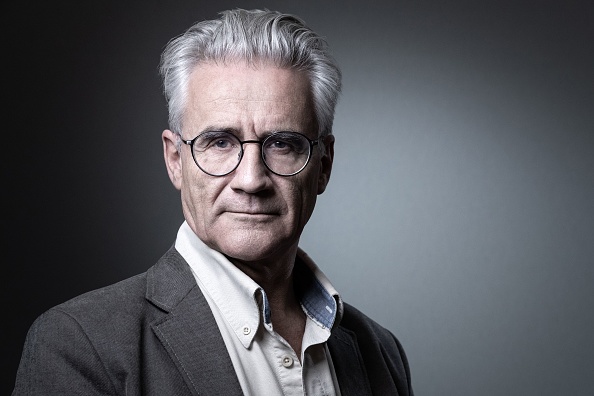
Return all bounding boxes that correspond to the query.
[13,308,118,396]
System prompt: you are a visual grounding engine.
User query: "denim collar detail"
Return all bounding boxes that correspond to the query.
[294,259,338,330]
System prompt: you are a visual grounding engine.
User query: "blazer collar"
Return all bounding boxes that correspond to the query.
[145,245,196,311]
[146,246,243,395]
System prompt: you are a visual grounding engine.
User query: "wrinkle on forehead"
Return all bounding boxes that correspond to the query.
[183,62,316,136]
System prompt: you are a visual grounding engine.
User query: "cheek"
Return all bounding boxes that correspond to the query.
[179,166,213,226]
[287,173,319,221]
[181,166,228,208]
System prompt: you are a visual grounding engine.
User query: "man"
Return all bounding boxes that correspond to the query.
[13,9,413,395]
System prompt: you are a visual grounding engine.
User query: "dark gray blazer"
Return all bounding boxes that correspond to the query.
[13,247,413,395]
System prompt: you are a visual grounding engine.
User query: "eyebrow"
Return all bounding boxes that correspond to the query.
[196,125,237,135]
[194,126,304,138]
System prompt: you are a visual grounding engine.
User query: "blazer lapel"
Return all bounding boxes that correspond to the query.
[147,247,243,395]
[328,326,373,396]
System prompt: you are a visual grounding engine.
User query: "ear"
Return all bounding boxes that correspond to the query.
[162,129,183,190]
[317,134,335,195]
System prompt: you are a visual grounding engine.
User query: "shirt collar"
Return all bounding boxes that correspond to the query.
[174,221,343,347]
[295,247,344,330]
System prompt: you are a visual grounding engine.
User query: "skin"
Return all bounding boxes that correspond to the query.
[162,61,334,355]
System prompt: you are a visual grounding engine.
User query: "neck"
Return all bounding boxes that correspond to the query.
[229,245,307,358]
[229,243,299,298]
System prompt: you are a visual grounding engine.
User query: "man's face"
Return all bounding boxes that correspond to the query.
[163,62,334,263]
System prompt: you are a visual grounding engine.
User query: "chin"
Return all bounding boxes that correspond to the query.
[216,233,293,263]
[222,243,275,262]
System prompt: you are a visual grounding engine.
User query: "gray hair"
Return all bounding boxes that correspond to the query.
[159,8,342,139]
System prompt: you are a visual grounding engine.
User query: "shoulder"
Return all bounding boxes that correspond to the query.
[26,246,194,339]
[25,269,147,345]
[340,302,399,343]
[38,246,190,330]
[13,272,153,395]
[29,271,151,344]
[13,248,199,394]
[338,302,411,360]
[58,272,147,314]
[332,302,414,395]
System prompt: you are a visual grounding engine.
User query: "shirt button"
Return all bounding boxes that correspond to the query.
[282,356,294,368]
[243,326,251,335]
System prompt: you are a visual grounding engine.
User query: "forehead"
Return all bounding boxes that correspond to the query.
[183,62,316,135]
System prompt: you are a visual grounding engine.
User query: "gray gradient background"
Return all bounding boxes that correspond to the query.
[5,1,593,395]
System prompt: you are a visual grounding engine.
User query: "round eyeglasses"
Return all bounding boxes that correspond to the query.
[181,131,319,177]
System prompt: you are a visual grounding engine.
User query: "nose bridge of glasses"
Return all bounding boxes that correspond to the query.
[237,139,266,169]
[240,139,264,149]
[239,139,265,157]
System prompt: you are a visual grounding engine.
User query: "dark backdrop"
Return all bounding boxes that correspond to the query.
[5,1,593,395]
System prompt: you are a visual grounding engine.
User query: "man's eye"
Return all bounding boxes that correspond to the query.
[266,139,297,154]
[271,140,289,149]
[196,132,237,151]
[213,139,231,148]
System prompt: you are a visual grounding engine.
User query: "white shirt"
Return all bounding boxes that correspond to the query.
[175,221,344,396]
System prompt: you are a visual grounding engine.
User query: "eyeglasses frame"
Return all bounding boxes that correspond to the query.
[180,131,319,177]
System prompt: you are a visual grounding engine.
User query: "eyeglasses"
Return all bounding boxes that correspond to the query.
[181,131,319,177]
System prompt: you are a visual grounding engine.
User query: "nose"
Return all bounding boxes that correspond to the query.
[229,142,270,193]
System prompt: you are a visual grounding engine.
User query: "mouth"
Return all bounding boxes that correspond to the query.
[224,205,280,215]
[225,211,279,222]
[226,210,278,216]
